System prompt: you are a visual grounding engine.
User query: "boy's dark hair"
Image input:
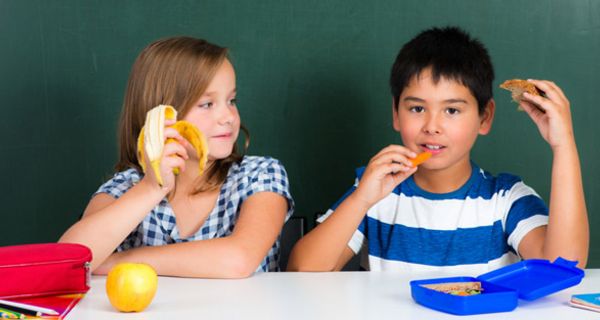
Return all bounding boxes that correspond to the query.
[390,26,494,114]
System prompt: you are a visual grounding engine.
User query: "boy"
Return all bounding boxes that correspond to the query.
[287,26,588,273]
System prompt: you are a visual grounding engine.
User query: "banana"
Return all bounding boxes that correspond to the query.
[136,105,208,186]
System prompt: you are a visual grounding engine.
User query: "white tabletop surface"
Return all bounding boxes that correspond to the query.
[66,269,600,319]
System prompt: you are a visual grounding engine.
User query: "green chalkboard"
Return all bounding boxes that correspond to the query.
[1,0,599,266]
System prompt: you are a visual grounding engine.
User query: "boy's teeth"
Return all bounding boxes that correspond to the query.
[426,144,441,150]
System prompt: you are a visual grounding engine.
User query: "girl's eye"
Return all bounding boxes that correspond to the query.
[409,106,425,113]
[199,102,213,109]
[446,107,460,115]
[229,98,237,106]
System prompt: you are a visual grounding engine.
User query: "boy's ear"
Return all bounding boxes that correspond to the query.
[479,99,495,135]
[392,99,401,132]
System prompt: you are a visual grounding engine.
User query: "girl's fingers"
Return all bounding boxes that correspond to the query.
[162,156,186,173]
[164,127,191,149]
[163,140,189,160]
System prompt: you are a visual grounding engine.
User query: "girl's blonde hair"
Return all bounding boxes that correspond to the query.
[116,36,247,192]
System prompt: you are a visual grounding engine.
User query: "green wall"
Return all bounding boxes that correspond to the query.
[1,0,599,266]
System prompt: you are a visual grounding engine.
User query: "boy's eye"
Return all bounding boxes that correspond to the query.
[409,106,425,113]
[446,107,460,115]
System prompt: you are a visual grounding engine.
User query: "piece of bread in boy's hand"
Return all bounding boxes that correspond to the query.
[499,79,544,111]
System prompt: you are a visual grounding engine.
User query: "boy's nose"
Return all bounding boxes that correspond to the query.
[422,115,442,135]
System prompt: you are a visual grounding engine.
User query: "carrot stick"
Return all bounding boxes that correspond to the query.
[410,151,432,166]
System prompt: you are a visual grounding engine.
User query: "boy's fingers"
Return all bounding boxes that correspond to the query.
[383,163,405,174]
[372,151,413,167]
[522,92,550,113]
[390,166,417,183]
[527,79,567,103]
[519,100,546,126]
[374,145,418,159]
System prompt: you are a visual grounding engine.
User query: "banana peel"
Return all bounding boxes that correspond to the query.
[137,105,208,186]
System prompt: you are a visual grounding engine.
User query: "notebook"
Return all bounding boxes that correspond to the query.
[570,293,600,313]
[6,294,85,319]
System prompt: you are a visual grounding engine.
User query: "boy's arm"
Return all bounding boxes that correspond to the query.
[93,191,288,278]
[287,145,418,271]
[516,80,589,267]
[286,194,370,271]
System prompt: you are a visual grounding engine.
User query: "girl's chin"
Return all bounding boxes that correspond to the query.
[207,152,234,161]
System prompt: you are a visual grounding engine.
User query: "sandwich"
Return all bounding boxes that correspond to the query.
[499,79,544,112]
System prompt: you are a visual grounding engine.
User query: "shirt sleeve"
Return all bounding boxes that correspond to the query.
[317,171,366,254]
[94,168,141,199]
[93,169,145,251]
[504,181,549,255]
[245,158,295,222]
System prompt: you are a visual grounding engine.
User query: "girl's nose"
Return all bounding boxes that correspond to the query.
[218,103,236,125]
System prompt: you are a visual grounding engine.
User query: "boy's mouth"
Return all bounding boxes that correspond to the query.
[420,144,446,154]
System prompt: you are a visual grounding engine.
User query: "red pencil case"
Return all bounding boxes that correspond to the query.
[0,243,92,299]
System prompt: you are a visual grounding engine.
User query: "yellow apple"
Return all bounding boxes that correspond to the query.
[105,263,158,312]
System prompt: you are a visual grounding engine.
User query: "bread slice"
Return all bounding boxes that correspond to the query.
[499,79,542,111]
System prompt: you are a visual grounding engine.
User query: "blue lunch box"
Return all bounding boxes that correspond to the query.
[410,257,584,315]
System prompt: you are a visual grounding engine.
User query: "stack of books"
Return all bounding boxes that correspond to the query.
[570,293,600,313]
[0,295,84,319]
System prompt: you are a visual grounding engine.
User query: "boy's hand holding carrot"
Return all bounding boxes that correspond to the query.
[352,145,429,207]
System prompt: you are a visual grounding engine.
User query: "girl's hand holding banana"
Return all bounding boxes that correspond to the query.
[137,105,209,191]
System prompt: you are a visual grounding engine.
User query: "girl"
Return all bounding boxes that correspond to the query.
[59,37,294,278]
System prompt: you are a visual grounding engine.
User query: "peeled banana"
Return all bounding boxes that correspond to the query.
[137,105,208,186]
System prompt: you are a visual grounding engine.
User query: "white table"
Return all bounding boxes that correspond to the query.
[66,270,600,319]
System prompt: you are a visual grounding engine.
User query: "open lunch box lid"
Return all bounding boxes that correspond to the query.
[410,257,584,315]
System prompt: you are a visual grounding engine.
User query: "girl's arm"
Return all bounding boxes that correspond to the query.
[93,191,288,278]
[287,145,418,272]
[516,80,589,267]
[58,179,167,271]
[59,123,188,271]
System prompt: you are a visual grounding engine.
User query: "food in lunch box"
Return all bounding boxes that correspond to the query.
[422,281,483,296]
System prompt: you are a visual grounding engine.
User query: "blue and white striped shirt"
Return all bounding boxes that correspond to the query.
[95,156,294,272]
[319,163,548,274]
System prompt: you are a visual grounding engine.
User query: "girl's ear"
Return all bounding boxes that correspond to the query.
[479,99,495,135]
[392,99,401,132]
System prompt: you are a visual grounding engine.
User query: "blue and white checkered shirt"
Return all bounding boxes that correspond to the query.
[95,155,294,272]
